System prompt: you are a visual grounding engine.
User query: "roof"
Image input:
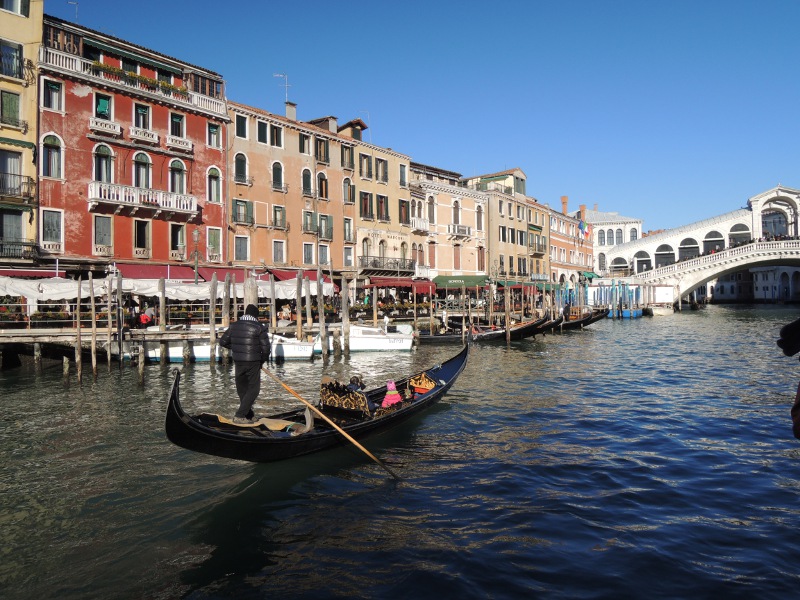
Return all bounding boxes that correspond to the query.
[575,209,642,225]
[466,167,527,181]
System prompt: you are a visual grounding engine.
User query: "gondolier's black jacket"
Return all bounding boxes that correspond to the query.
[219,316,270,363]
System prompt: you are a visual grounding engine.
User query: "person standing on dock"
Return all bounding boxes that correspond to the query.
[219,304,271,424]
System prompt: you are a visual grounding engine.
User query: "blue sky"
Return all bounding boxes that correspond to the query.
[44,0,800,230]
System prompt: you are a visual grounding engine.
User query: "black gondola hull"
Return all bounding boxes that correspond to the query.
[165,345,469,463]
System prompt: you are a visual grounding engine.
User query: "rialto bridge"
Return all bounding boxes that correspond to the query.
[601,186,800,303]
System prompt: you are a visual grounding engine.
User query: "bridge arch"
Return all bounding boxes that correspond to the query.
[634,250,651,272]
[703,230,724,253]
[655,244,675,268]
[729,223,751,245]
[678,238,699,261]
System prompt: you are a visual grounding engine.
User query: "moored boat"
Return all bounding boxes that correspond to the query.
[164,344,469,463]
[312,324,414,353]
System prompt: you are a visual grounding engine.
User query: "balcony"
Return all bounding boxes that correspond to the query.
[342,159,354,171]
[0,173,35,202]
[41,241,63,254]
[87,182,198,218]
[316,152,330,165]
[166,135,193,152]
[89,117,122,136]
[129,126,159,144]
[133,247,151,259]
[415,264,430,279]
[302,221,317,234]
[170,248,185,261]
[234,174,253,186]
[343,230,354,243]
[447,224,472,237]
[358,255,415,275]
[318,226,333,241]
[208,252,222,263]
[93,244,113,257]
[271,217,287,230]
[231,211,254,226]
[0,114,28,132]
[411,217,429,233]
[0,238,37,259]
[528,242,547,256]
[39,47,228,117]
[302,187,314,198]
[271,183,288,193]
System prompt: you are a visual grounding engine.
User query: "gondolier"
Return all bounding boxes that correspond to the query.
[219,304,270,424]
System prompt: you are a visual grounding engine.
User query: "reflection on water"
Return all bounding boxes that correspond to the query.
[3,305,800,598]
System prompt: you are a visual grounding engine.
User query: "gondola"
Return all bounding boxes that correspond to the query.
[164,344,469,463]
[507,313,550,341]
[416,324,507,344]
[559,307,610,331]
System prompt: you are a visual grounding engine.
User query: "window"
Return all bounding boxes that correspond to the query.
[94,93,111,120]
[232,199,253,224]
[317,173,328,199]
[0,90,19,127]
[207,167,221,203]
[362,237,371,258]
[341,146,354,169]
[598,230,606,245]
[0,149,21,194]
[42,209,62,247]
[630,228,638,241]
[499,226,506,243]
[499,255,505,273]
[302,169,313,196]
[94,215,112,249]
[272,205,285,228]
[1,0,31,16]
[303,242,314,265]
[270,124,282,147]
[376,158,388,183]
[343,246,353,267]
[452,201,460,225]
[477,246,485,272]
[453,244,461,270]
[343,217,353,242]
[378,240,387,258]
[315,138,329,163]
[360,192,373,219]
[518,230,525,246]
[0,39,22,79]
[42,135,62,178]
[234,235,249,261]
[133,152,150,188]
[157,69,172,85]
[257,121,268,144]
[359,153,372,178]
[377,195,389,221]
[428,197,435,223]
[318,244,329,266]
[273,240,285,263]
[318,215,332,240]
[428,241,436,269]
[272,163,283,190]
[234,153,248,184]
[476,206,483,231]
[169,159,186,194]
[170,113,184,137]
[302,210,316,233]
[207,227,221,260]
[616,229,623,245]
[399,164,407,187]
[94,145,112,182]
[134,220,149,252]
[134,103,150,129]
[207,122,221,148]
[42,80,62,111]
[498,199,504,215]
[399,199,410,225]
[170,223,186,257]
[343,178,355,203]
[121,57,136,74]
[299,133,310,154]
[235,114,247,138]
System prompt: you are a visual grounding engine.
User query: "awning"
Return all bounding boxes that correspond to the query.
[0,269,64,278]
[270,269,332,283]
[0,136,36,151]
[432,275,488,288]
[582,271,601,279]
[115,264,196,281]
[197,267,248,283]
[366,277,435,293]
[84,38,182,75]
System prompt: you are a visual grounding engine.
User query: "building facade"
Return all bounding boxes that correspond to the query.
[578,204,642,275]
[549,196,594,289]
[0,0,42,271]
[37,14,228,279]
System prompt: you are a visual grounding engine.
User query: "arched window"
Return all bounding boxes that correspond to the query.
[169,159,186,194]
[598,229,606,245]
[317,172,328,199]
[378,239,387,258]
[476,206,483,231]
[630,227,638,241]
[607,229,613,244]
[207,167,221,203]
[452,200,460,225]
[453,244,461,270]
[598,253,607,271]
[615,229,623,244]
[343,178,353,203]
[42,135,62,178]
[272,163,283,190]
[302,169,312,195]
[362,237,371,258]
[94,145,112,183]
[133,152,151,188]
[427,196,435,223]
[234,153,247,183]
[401,242,408,262]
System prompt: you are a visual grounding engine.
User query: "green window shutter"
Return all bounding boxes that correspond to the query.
[21,0,30,17]
[246,201,254,223]
[96,96,110,118]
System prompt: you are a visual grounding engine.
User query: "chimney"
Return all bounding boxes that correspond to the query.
[285,101,297,121]
[328,117,338,134]
[593,203,598,211]
[579,204,586,220]
[561,195,568,215]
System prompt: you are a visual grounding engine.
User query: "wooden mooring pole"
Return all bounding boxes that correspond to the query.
[75,276,82,383]
[89,274,97,378]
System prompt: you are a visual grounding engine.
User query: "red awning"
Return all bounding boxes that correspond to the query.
[0,269,65,278]
[197,267,248,283]
[366,277,435,293]
[115,264,196,281]
[269,269,333,283]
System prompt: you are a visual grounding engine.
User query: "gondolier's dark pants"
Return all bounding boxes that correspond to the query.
[234,360,262,418]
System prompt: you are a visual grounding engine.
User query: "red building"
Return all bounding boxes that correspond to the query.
[37,15,228,280]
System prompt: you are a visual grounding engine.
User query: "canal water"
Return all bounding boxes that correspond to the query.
[3,305,800,599]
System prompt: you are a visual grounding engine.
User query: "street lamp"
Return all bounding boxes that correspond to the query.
[192,227,200,284]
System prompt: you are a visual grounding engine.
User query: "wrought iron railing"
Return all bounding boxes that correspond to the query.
[358,256,415,271]
[0,238,37,259]
[0,173,35,200]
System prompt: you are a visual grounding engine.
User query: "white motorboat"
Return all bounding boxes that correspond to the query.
[648,303,675,316]
[312,324,414,353]
[270,333,315,360]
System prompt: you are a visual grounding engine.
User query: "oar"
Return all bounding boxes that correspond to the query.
[261,367,401,480]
